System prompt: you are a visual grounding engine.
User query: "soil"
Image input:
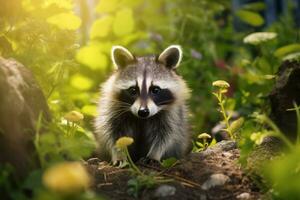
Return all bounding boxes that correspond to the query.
[85,141,261,200]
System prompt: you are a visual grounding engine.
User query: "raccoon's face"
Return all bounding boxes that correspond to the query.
[111,45,187,119]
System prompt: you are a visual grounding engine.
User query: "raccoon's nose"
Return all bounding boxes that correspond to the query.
[138,108,150,118]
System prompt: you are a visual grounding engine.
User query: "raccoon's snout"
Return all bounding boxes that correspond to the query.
[130,99,158,119]
[138,107,150,118]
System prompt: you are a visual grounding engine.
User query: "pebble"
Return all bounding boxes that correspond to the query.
[236,192,251,199]
[217,140,237,151]
[200,194,207,200]
[154,184,176,197]
[201,173,230,190]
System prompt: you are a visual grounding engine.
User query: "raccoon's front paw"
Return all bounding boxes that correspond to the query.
[111,149,128,168]
[112,159,129,168]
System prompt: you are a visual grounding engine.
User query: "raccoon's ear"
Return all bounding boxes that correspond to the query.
[158,45,182,69]
[111,46,135,69]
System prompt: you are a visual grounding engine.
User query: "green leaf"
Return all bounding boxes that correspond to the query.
[212,92,219,98]
[90,16,113,39]
[0,35,18,51]
[264,146,300,199]
[127,178,140,198]
[236,10,264,27]
[116,31,147,46]
[228,117,244,134]
[62,130,96,159]
[225,98,236,111]
[22,170,42,190]
[196,141,204,148]
[250,130,274,145]
[242,2,266,11]
[161,157,177,168]
[47,12,81,30]
[113,8,135,36]
[81,105,98,116]
[76,44,108,70]
[43,0,74,9]
[274,44,300,58]
[210,138,217,146]
[70,74,93,90]
[121,0,143,7]
[96,0,120,13]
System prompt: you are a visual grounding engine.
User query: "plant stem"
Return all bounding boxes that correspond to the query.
[293,102,300,145]
[155,177,173,183]
[264,116,293,149]
[218,90,233,139]
[125,147,143,175]
[34,112,44,168]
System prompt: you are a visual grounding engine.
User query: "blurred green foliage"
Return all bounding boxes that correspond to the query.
[264,146,300,199]
[1,0,300,199]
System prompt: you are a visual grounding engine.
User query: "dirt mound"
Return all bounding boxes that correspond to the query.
[86,141,261,200]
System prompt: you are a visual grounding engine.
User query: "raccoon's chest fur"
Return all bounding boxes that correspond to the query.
[108,109,173,162]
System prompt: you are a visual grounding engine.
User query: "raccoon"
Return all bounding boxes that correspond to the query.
[94,45,191,164]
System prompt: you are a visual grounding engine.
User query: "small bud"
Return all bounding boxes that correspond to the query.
[64,111,84,122]
[116,136,134,149]
[228,117,244,134]
[43,162,90,194]
[198,133,212,140]
[212,80,230,88]
[253,113,267,124]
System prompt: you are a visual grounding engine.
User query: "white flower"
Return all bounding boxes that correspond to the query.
[243,32,277,45]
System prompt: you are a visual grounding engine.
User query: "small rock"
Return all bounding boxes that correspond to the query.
[217,140,237,151]
[154,184,176,197]
[237,192,251,199]
[198,140,237,158]
[0,57,51,177]
[201,173,230,190]
[200,194,207,200]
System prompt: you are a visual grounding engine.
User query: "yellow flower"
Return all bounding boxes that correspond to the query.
[198,133,211,140]
[212,80,230,88]
[64,111,84,122]
[43,162,90,194]
[115,136,134,149]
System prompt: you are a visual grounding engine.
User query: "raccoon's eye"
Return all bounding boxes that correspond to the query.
[128,86,138,96]
[151,86,161,94]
